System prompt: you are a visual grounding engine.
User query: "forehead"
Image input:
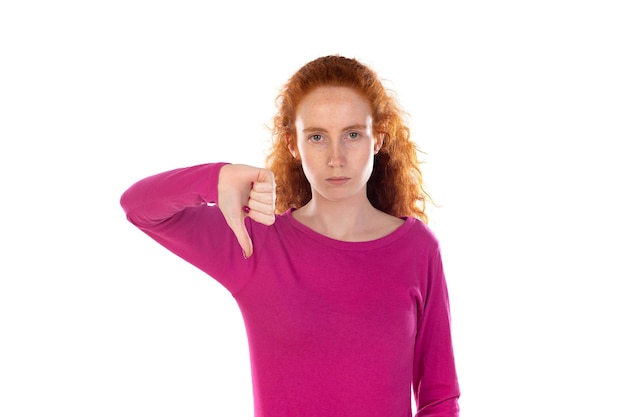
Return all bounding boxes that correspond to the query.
[296,86,372,123]
[299,85,369,107]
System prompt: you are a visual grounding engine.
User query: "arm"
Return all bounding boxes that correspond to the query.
[413,248,461,417]
[119,162,274,292]
[120,163,227,228]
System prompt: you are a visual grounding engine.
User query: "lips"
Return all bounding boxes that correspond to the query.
[326,177,350,185]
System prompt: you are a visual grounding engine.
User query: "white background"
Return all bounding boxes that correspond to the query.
[1,1,625,416]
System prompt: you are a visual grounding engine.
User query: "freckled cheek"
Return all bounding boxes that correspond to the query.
[354,146,376,164]
[299,156,324,182]
[300,151,327,170]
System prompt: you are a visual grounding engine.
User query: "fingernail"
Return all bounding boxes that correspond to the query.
[242,205,250,214]
[242,249,248,260]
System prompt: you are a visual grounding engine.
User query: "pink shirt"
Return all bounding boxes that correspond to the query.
[120,163,460,417]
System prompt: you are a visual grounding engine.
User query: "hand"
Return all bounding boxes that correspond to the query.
[218,164,276,258]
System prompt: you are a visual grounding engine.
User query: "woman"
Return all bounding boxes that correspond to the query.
[120,55,460,416]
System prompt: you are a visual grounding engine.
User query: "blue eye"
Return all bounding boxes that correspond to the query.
[310,134,323,142]
[348,132,360,139]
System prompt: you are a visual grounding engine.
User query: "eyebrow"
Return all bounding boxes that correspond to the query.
[302,124,368,133]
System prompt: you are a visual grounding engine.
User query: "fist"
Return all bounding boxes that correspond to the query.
[218,164,276,258]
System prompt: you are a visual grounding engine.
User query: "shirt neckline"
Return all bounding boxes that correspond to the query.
[282,207,416,251]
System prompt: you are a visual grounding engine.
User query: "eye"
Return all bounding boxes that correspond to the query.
[348,132,360,139]
[309,134,323,142]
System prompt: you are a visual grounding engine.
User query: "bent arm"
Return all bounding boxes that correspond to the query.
[119,162,251,292]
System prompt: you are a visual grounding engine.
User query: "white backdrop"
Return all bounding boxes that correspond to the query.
[1,1,624,416]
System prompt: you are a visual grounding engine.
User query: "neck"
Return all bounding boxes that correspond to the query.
[294,196,381,241]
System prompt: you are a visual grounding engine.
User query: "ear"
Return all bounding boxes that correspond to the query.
[287,136,299,159]
[374,133,384,154]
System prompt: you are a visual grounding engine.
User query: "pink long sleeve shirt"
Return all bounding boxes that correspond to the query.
[120,163,460,417]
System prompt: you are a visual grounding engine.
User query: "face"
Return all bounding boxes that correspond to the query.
[290,86,382,205]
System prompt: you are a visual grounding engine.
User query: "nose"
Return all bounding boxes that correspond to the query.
[328,141,345,167]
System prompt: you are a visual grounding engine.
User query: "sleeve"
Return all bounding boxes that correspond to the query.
[119,162,253,293]
[413,247,461,417]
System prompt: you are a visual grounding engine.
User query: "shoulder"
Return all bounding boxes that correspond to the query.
[402,217,442,255]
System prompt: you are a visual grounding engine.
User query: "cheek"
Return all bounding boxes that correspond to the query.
[298,152,319,181]
[300,154,321,175]
[298,144,326,165]
[357,145,376,165]
[362,152,377,178]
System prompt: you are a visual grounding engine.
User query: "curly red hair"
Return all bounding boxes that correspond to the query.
[265,55,432,222]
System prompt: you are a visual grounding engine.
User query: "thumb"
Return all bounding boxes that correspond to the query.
[227,212,253,259]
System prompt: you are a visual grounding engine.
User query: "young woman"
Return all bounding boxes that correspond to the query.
[120,55,460,417]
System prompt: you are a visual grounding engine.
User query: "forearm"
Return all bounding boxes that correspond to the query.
[414,249,460,416]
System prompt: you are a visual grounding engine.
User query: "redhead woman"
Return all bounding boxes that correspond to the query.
[121,55,460,417]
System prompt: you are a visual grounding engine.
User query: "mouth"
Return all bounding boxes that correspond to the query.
[326,177,350,185]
